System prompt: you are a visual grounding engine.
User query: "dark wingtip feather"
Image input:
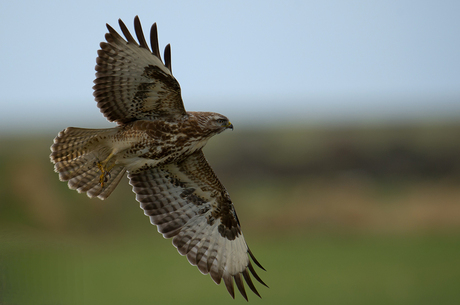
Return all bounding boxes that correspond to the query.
[249,247,266,271]
[106,23,115,34]
[150,23,162,60]
[105,24,123,43]
[164,44,172,73]
[134,16,150,51]
[242,269,261,298]
[234,273,248,301]
[117,18,136,44]
[248,261,269,288]
[223,275,235,299]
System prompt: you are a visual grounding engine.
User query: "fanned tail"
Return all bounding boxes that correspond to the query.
[50,127,126,199]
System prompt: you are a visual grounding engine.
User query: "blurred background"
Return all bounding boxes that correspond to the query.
[1,1,460,304]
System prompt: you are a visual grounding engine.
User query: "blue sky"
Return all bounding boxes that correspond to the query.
[1,0,460,133]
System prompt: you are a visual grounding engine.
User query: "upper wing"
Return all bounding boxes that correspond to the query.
[93,16,186,124]
[128,150,267,300]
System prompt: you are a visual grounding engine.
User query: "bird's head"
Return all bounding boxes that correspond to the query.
[190,112,233,135]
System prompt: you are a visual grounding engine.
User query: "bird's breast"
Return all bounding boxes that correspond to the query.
[115,120,208,171]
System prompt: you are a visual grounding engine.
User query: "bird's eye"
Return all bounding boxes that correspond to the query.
[216,119,226,124]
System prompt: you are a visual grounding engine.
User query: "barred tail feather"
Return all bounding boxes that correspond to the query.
[50,127,126,199]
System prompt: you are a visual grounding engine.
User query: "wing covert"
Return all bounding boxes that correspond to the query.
[128,150,267,300]
[93,16,186,124]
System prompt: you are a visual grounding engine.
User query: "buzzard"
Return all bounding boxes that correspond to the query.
[50,16,266,300]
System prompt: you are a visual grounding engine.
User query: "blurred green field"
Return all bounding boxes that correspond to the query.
[2,231,460,304]
[1,123,460,304]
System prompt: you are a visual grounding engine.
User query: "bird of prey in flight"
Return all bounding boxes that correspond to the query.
[50,16,267,300]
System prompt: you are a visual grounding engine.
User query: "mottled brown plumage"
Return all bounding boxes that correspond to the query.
[50,16,266,300]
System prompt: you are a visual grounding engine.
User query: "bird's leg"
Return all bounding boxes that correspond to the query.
[97,152,116,188]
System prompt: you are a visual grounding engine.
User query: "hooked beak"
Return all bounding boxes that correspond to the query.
[226,122,234,130]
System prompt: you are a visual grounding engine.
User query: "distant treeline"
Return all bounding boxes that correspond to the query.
[206,123,460,180]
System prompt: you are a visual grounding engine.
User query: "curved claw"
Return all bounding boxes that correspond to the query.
[97,153,115,188]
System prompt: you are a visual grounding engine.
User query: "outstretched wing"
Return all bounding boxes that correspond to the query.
[128,150,267,300]
[93,16,186,124]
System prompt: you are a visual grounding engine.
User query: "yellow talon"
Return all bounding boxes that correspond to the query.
[97,152,116,188]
